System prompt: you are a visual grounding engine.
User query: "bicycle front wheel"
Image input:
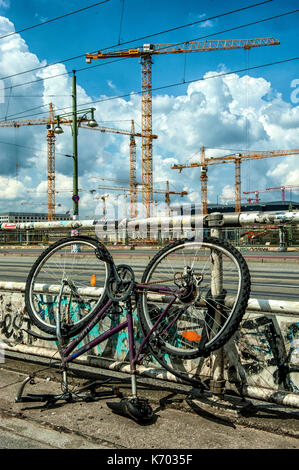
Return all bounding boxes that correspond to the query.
[138,237,250,358]
[25,236,110,337]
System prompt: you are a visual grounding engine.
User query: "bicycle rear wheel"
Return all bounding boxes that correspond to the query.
[25,236,110,337]
[137,237,250,359]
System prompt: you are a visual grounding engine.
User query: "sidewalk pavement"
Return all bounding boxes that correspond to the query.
[0,354,298,451]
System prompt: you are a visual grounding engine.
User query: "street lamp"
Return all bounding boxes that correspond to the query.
[54,70,98,220]
[54,116,64,135]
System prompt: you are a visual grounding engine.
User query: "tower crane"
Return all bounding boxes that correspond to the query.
[0,109,152,220]
[172,148,299,213]
[265,184,299,201]
[0,103,90,221]
[244,184,299,202]
[243,188,269,201]
[94,180,187,217]
[130,120,138,219]
[92,174,142,219]
[86,37,280,218]
[0,103,77,221]
[220,196,258,204]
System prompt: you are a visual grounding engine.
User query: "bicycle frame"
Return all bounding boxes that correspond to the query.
[59,283,179,376]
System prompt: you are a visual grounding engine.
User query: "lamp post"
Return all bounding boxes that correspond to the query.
[54,70,97,220]
[72,70,79,220]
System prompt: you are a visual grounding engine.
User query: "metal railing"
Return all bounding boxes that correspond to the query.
[0,210,298,408]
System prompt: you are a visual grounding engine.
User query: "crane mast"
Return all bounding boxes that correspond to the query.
[130,120,138,218]
[172,148,299,213]
[47,103,56,220]
[86,37,279,218]
[0,112,147,220]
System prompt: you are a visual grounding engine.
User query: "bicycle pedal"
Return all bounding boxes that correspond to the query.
[106,397,154,423]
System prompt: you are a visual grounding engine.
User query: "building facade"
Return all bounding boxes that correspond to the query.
[0,212,71,224]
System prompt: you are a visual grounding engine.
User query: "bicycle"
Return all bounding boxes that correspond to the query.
[16,235,251,422]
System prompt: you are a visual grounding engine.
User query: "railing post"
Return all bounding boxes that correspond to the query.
[208,213,226,397]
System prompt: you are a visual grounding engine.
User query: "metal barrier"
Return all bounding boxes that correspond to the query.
[0,210,298,408]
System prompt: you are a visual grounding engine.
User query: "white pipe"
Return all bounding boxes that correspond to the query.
[1,281,297,315]
[0,210,298,231]
[242,385,299,409]
[5,344,299,408]
[0,281,104,297]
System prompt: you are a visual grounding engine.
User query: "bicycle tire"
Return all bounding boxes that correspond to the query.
[137,237,250,358]
[25,236,110,337]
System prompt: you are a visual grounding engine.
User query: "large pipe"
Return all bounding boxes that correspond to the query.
[0,210,298,231]
[0,281,298,315]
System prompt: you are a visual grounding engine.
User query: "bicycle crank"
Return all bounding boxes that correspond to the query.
[106,264,135,302]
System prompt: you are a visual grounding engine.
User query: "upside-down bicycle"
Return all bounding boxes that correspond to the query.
[16,235,251,422]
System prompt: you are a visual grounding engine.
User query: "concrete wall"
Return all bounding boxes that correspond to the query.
[1,285,299,406]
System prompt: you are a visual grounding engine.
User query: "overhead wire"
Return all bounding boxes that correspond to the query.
[0,1,296,162]
[1,7,298,121]
[0,0,111,41]
[4,56,298,122]
[0,0,274,82]
[0,138,73,157]
[150,8,299,54]
[118,0,125,45]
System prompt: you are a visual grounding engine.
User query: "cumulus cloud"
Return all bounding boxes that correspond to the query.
[0,175,26,200]
[0,14,298,218]
[219,184,234,203]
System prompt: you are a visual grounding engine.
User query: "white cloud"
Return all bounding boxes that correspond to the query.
[0,14,298,218]
[0,1,10,9]
[0,175,26,200]
[199,20,213,28]
[219,185,234,202]
[266,157,299,185]
[196,13,214,28]
[107,80,116,90]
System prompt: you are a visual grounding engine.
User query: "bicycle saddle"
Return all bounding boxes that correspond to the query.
[106,397,154,423]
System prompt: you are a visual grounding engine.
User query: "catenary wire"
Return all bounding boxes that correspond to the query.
[4,56,297,122]
[0,139,74,157]
[0,1,111,41]
[1,7,297,120]
[0,1,274,82]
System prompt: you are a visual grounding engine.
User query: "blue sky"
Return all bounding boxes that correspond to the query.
[0,0,298,217]
[4,0,298,101]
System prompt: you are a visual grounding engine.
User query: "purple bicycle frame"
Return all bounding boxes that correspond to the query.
[60,283,179,374]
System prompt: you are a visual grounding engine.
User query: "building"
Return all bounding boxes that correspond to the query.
[171,200,299,215]
[0,211,71,224]
[206,200,299,214]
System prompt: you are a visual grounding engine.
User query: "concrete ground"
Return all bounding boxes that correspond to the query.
[0,355,298,451]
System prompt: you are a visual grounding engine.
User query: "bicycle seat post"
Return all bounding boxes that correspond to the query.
[126,297,138,398]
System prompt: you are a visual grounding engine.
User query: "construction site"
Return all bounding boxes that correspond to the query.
[0,44,299,248]
[0,0,298,452]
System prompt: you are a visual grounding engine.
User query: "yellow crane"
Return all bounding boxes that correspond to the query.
[0,108,154,220]
[92,175,142,219]
[172,148,299,213]
[86,37,280,218]
[0,103,78,221]
[95,180,187,217]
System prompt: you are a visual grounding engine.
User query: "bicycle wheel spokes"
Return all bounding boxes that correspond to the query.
[28,238,108,332]
[139,239,247,358]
